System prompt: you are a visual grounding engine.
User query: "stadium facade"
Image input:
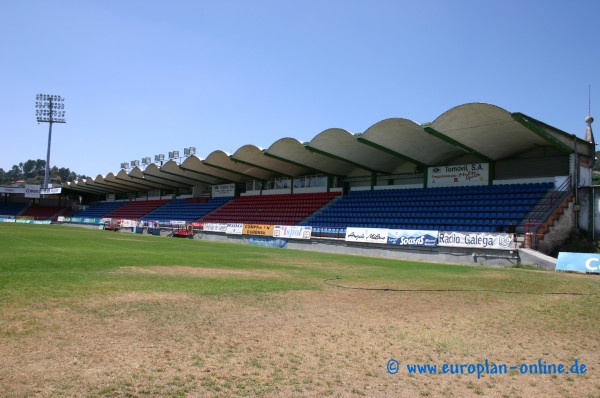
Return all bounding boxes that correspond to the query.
[2,103,597,264]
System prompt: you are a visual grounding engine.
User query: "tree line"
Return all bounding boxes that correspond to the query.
[0,159,86,186]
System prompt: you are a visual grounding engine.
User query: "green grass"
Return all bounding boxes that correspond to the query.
[3,223,600,398]
[1,223,599,306]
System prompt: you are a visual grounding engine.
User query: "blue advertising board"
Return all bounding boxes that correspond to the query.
[556,252,600,273]
[246,236,288,248]
[387,230,438,247]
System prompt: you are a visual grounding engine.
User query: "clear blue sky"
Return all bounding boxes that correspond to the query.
[1,0,598,178]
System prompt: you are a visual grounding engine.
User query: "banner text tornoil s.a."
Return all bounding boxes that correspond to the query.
[428,163,488,187]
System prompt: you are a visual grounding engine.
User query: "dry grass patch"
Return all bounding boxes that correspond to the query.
[113,265,289,280]
[1,288,598,397]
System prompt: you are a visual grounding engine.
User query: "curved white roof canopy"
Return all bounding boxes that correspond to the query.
[231,144,310,177]
[65,103,593,196]
[265,137,365,175]
[204,150,273,180]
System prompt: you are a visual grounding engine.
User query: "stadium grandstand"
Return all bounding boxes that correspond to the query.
[1,103,596,265]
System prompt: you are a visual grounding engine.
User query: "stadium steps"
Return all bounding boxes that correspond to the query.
[535,191,575,239]
[298,193,344,225]
[516,190,555,234]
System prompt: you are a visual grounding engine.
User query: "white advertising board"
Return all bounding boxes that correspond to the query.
[428,163,489,187]
[437,231,515,249]
[212,183,235,198]
[203,223,228,233]
[344,227,388,244]
[273,225,312,239]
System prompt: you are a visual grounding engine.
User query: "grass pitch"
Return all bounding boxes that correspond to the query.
[0,223,599,397]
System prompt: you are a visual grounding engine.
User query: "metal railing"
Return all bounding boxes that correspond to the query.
[521,177,574,248]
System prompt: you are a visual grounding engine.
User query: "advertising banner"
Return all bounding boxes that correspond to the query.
[246,236,288,248]
[344,227,388,244]
[437,231,514,249]
[120,219,135,228]
[556,252,600,273]
[226,223,244,235]
[242,224,274,236]
[387,230,439,247]
[273,225,312,239]
[428,163,489,187]
[145,220,160,228]
[5,219,50,224]
[170,220,186,225]
[212,183,236,198]
[40,187,62,195]
[203,223,228,233]
[24,184,41,198]
[0,187,24,194]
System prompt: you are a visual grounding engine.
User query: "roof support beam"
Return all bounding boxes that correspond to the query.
[158,168,218,185]
[202,162,263,181]
[90,181,133,193]
[422,126,493,162]
[262,151,332,176]
[179,164,242,182]
[511,113,574,154]
[141,173,191,188]
[229,156,294,178]
[127,173,183,189]
[356,136,427,168]
[304,144,388,174]
[68,184,107,195]
[105,176,157,192]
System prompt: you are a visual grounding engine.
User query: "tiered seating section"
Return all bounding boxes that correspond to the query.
[0,202,28,217]
[21,205,68,220]
[103,200,170,220]
[305,183,553,233]
[60,183,554,235]
[141,197,232,225]
[200,192,340,225]
[72,202,125,218]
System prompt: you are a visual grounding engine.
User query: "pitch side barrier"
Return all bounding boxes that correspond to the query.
[48,216,518,251]
[13,217,517,251]
[195,223,516,251]
[46,218,518,264]
[1,218,52,224]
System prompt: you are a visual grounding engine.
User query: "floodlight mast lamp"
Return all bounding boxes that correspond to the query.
[35,94,66,189]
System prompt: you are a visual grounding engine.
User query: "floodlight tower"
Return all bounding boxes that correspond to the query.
[35,94,66,189]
